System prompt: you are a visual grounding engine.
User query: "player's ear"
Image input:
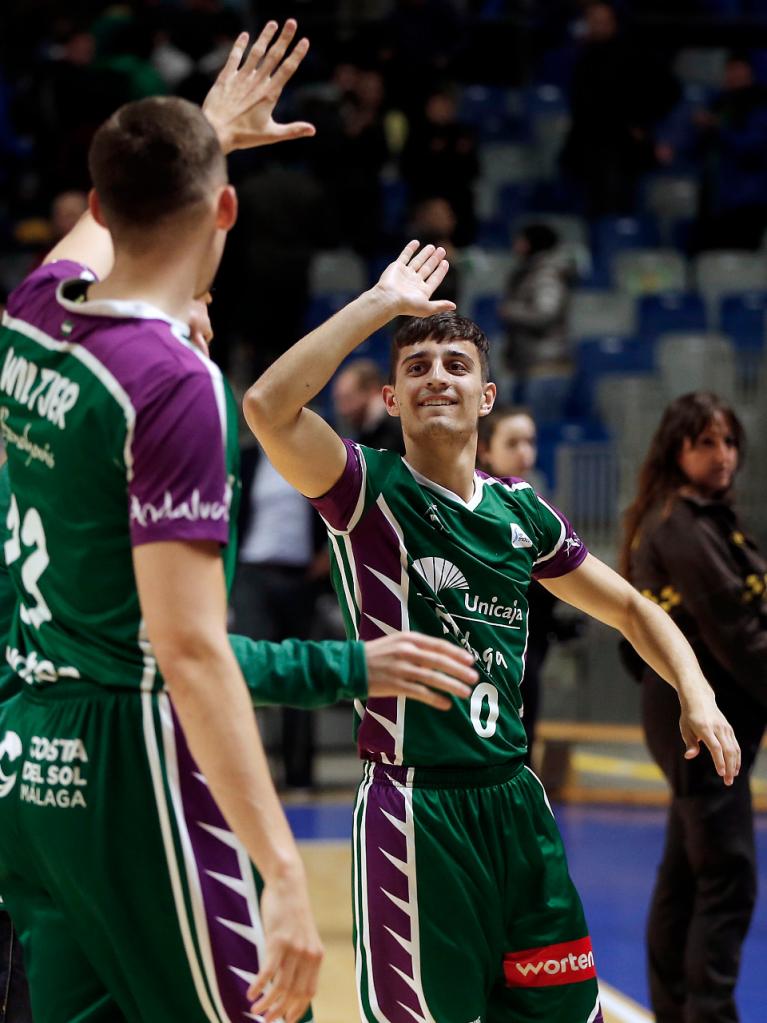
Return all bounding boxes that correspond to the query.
[89,189,107,228]
[478,381,496,418]
[215,185,238,231]
[382,384,400,418]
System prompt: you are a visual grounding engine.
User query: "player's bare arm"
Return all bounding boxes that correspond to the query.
[134,540,322,1023]
[541,553,741,785]
[43,20,314,280]
[244,240,456,497]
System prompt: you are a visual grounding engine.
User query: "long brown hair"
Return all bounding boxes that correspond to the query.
[619,391,744,579]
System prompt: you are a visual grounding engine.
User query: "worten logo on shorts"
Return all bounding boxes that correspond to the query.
[504,936,597,988]
[0,730,23,798]
[412,557,524,626]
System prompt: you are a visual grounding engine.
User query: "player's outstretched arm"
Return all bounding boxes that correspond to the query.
[541,553,741,786]
[202,21,315,154]
[244,240,456,498]
[134,539,322,1023]
[231,632,477,709]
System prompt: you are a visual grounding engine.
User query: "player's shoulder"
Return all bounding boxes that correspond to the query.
[478,471,541,510]
[5,260,95,333]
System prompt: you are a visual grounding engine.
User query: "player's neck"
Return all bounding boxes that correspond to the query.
[88,246,203,322]
[403,436,478,502]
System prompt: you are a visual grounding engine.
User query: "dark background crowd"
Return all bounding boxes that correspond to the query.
[3,0,767,383]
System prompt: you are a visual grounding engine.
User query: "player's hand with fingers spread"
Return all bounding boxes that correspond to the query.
[246,862,323,1023]
[363,632,478,709]
[202,21,315,155]
[371,240,457,319]
[678,691,741,785]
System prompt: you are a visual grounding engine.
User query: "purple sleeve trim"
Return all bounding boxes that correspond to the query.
[532,498,589,580]
[309,438,364,531]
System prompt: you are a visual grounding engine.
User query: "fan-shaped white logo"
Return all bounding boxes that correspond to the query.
[412,557,469,593]
[0,730,22,798]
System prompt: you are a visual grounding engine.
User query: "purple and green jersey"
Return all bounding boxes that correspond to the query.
[312,440,587,769]
[0,260,240,692]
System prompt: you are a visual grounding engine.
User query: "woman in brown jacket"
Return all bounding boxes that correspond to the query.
[621,391,767,1023]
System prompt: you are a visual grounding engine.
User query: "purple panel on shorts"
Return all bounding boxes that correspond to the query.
[350,499,410,763]
[310,438,364,531]
[363,771,430,1021]
[171,705,261,1019]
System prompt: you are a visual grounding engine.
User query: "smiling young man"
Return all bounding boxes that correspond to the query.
[244,241,740,1023]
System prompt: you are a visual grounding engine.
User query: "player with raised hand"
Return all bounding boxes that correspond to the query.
[0,24,477,1023]
[244,240,740,1023]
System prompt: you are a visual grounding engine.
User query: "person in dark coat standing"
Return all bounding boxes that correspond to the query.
[620,391,767,1023]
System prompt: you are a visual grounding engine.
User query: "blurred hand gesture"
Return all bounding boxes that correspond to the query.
[203,21,315,155]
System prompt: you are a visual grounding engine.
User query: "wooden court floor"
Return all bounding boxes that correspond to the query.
[301,842,651,1023]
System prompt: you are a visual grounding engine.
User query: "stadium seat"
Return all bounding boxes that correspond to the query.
[613,249,688,295]
[458,84,524,142]
[642,175,699,231]
[638,291,707,342]
[569,289,636,339]
[304,293,357,332]
[591,216,661,285]
[458,250,517,308]
[673,48,728,88]
[309,249,367,295]
[656,331,737,400]
[471,295,505,341]
[694,250,767,320]
[719,291,767,349]
[569,334,654,417]
[479,143,542,187]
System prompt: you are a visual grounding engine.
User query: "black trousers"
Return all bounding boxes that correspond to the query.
[641,672,765,1023]
[0,910,32,1023]
[231,562,317,788]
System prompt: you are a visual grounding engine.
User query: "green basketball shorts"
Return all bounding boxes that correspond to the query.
[352,759,603,1023]
[0,682,312,1023]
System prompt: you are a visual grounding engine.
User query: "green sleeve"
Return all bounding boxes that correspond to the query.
[229,633,368,709]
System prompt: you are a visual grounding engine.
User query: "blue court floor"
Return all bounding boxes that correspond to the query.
[287,801,767,1022]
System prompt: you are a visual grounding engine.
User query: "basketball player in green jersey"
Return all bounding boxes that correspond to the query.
[0,29,478,1023]
[244,240,741,1023]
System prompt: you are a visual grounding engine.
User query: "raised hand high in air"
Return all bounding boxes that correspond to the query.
[374,240,457,318]
[202,21,315,155]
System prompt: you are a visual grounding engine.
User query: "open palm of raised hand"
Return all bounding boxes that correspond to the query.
[375,240,457,318]
[202,21,315,155]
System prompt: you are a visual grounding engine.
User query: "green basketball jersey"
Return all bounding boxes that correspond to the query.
[0,261,240,692]
[311,441,587,768]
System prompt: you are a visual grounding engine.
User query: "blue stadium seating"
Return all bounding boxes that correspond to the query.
[471,295,505,340]
[569,334,655,417]
[638,291,707,342]
[719,291,767,351]
[591,216,661,286]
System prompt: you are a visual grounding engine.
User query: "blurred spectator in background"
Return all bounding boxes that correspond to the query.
[234,444,329,791]
[621,391,767,1023]
[406,196,461,304]
[499,222,574,405]
[401,85,479,246]
[694,53,767,251]
[478,406,581,764]
[560,1,679,216]
[212,159,332,378]
[332,358,405,451]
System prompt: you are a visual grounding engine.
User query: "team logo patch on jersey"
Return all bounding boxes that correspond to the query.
[504,936,597,988]
[0,731,23,798]
[412,557,469,592]
[564,533,582,556]
[510,524,533,549]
